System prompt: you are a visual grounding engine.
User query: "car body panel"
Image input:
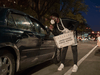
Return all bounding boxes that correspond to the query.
[10,28,41,70]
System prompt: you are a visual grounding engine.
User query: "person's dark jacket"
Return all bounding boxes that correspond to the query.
[50,18,79,36]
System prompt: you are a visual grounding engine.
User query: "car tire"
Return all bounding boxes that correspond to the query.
[52,48,61,64]
[0,50,15,75]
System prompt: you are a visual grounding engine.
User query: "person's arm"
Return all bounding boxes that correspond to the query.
[63,19,79,31]
[49,25,58,36]
[73,21,79,31]
[49,25,55,34]
[49,25,54,31]
[70,21,79,31]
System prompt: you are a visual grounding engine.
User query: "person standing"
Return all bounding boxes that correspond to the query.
[49,13,79,72]
[97,33,100,46]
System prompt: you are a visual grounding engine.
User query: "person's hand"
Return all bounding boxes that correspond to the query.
[49,25,54,31]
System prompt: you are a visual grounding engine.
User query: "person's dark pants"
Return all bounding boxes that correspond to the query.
[61,45,78,65]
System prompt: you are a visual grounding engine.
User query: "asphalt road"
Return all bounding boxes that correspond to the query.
[15,41,100,75]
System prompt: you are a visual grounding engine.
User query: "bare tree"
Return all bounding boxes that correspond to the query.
[27,0,59,20]
[60,0,88,17]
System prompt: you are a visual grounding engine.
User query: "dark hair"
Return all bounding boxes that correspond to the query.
[51,13,59,18]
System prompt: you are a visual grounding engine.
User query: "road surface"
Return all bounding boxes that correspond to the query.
[15,41,100,75]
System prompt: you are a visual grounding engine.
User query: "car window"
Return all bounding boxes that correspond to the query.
[29,18,46,35]
[7,13,16,28]
[11,14,31,31]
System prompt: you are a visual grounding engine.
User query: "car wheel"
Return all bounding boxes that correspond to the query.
[0,50,15,75]
[53,48,61,64]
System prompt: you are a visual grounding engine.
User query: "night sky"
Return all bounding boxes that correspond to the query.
[82,0,100,31]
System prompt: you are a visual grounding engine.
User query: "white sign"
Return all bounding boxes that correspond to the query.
[53,31,75,48]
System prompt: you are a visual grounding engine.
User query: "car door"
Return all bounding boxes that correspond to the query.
[29,18,56,63]
[7,12,41,69]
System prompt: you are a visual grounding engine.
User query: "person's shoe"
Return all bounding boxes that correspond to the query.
[72,64,78,72]
[57,63,64,71]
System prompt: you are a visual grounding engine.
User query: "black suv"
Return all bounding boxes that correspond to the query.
[0,7,60,75]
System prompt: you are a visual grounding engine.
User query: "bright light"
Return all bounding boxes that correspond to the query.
[14,1,16,3]
[3,4,5,7]
[37,24,38,26]
[97,32,99,33]
[22,22,30,25]
[92,31,94,34]
[45,26,48,28]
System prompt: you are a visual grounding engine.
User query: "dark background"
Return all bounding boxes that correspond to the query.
[82,0,100,31]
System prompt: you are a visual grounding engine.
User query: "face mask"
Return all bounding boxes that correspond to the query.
[50,19,55,24]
